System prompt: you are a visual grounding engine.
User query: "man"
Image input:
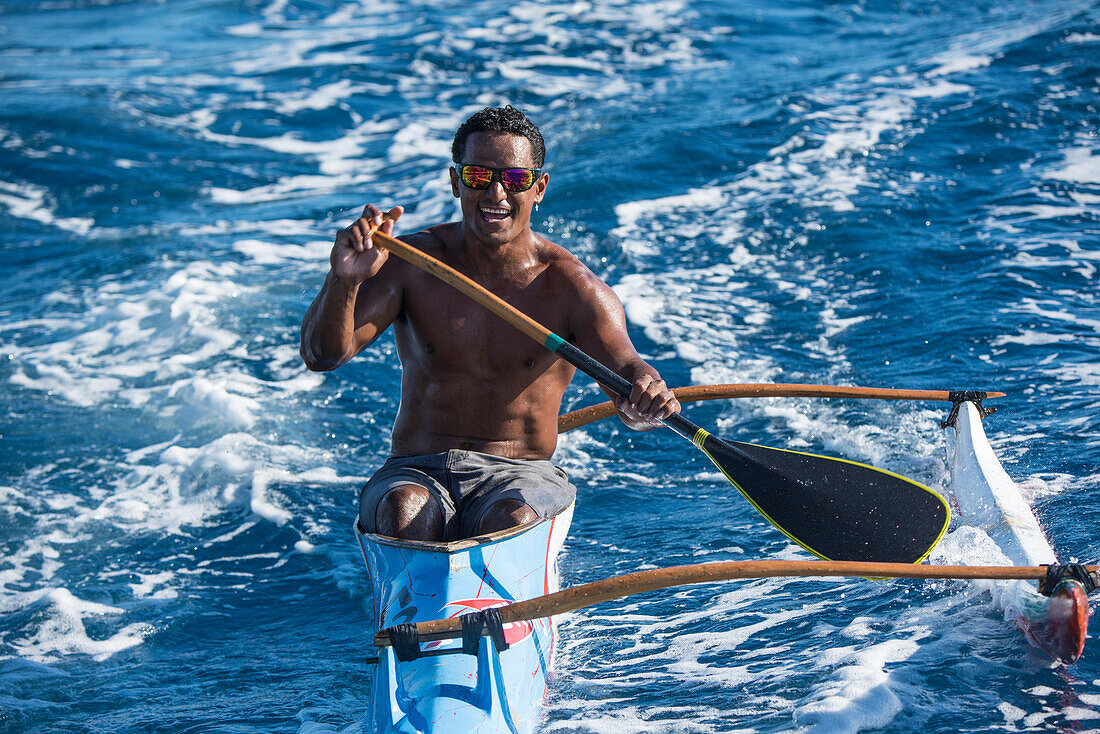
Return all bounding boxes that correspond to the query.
[300,105,679,542]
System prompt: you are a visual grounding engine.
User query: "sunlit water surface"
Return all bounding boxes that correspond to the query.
[2,0,1099,731]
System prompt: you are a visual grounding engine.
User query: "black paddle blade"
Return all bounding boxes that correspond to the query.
[696,432,950,563]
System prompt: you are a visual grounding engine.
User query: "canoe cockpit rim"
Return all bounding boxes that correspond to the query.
[353,504,571,553]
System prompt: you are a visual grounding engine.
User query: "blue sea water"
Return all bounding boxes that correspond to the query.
[2,0,1099,731]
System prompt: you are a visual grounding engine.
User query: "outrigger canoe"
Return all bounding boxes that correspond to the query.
[945,399,1090,663]
[356,397,1092,734]
[357,503,573,733]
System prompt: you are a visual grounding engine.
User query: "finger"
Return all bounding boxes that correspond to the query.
[341,225,361,250]
[629,374,653,409]
[377,205,403,236]
[351,220,372,252]
[651,394,679,420]
[358,205,383,234]
[360,206,382,235]
[637,378,666,415]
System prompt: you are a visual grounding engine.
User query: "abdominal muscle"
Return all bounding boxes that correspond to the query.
[388,366,573,459]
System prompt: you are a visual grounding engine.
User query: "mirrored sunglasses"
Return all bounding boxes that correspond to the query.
[455,164,541,192]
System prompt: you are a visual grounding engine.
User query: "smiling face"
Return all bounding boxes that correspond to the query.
[450,132,549,249]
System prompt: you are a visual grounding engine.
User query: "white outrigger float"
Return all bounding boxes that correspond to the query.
[945,399,1090,663]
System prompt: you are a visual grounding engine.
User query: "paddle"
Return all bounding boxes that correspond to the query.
[368,228,950,564]
[558,384,1006,433]
[373,559,1098,648]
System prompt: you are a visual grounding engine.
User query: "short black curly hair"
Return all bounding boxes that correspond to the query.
[451,105,546,168]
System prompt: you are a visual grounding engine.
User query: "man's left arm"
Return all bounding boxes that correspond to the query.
[568,268,680,431]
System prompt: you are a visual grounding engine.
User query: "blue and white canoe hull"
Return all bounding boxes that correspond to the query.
[947,401,1089,663]
[357,503,574,733]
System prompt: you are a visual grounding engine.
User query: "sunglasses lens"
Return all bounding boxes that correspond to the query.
[500,169,535,191]
[460,166,493,189]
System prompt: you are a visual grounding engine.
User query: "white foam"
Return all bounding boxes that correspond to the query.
[249,469,295,525]
[9,588,152,663]
[226,21,263,36]
[613,278,664,331]
[129,571,178,600]
[902,80,972,98]
[992,330,1074,346]
[544,704,727,733]
[274,79,357,114]
[792,638,919,733]
[209,175,337,204]
[1047,361,1100,386]
[10,363,122,407]
[1009,298,1100,331]
[0,179,94,233]
[228,32,377,75]
[170,376,261,428]
[992,203,1090,220]
[0,236,371,666]
[232,239,331,265]
[1044,145,1100,185]
[927,53,992,76]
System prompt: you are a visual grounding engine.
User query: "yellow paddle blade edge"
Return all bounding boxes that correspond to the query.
[691,428,951,565]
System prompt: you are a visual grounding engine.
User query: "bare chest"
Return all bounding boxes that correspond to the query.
[394,274,571,381]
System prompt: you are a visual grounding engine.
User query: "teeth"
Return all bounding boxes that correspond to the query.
[481,207,510,214]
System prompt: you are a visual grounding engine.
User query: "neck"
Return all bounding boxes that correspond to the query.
[458,224,539,281]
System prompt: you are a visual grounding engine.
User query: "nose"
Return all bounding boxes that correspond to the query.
[485,180,507,201]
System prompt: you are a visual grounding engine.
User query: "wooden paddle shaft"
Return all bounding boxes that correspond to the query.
[373,560,1094,646]
[370,229,553,345]
[370,227,644,402]
[559,384,1006,433]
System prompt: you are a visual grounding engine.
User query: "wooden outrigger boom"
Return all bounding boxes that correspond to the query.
[558,384,1006,433]
[375,558,1096,648]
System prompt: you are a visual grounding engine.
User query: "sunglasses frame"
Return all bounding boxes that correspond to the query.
[454,164,542,192]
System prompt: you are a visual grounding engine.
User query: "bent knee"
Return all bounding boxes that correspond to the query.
[476,499,538,535]
[371,483,444,541]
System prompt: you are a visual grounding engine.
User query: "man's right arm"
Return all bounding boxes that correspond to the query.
[300,204,404,372]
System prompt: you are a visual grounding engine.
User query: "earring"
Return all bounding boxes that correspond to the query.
[535,202,540,212]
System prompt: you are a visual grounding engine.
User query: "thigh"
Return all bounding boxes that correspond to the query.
[456,458,576,538]
[358,465,456,536]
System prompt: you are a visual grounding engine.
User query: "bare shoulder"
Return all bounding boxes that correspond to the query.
[391,223,453,261]
[374,223,454,282]
[536,236,623,320]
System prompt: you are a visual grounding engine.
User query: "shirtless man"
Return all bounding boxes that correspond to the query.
[300,106,680,542]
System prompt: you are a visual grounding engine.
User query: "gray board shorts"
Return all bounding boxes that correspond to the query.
[358,449,576,541]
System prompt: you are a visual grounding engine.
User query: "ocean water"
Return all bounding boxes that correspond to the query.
[2,0,1099,731]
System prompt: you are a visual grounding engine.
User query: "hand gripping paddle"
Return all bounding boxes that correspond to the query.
[368,228,950,563]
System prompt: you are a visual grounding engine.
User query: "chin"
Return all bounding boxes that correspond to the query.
[470,216,524,245]
[477,229,516,248]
